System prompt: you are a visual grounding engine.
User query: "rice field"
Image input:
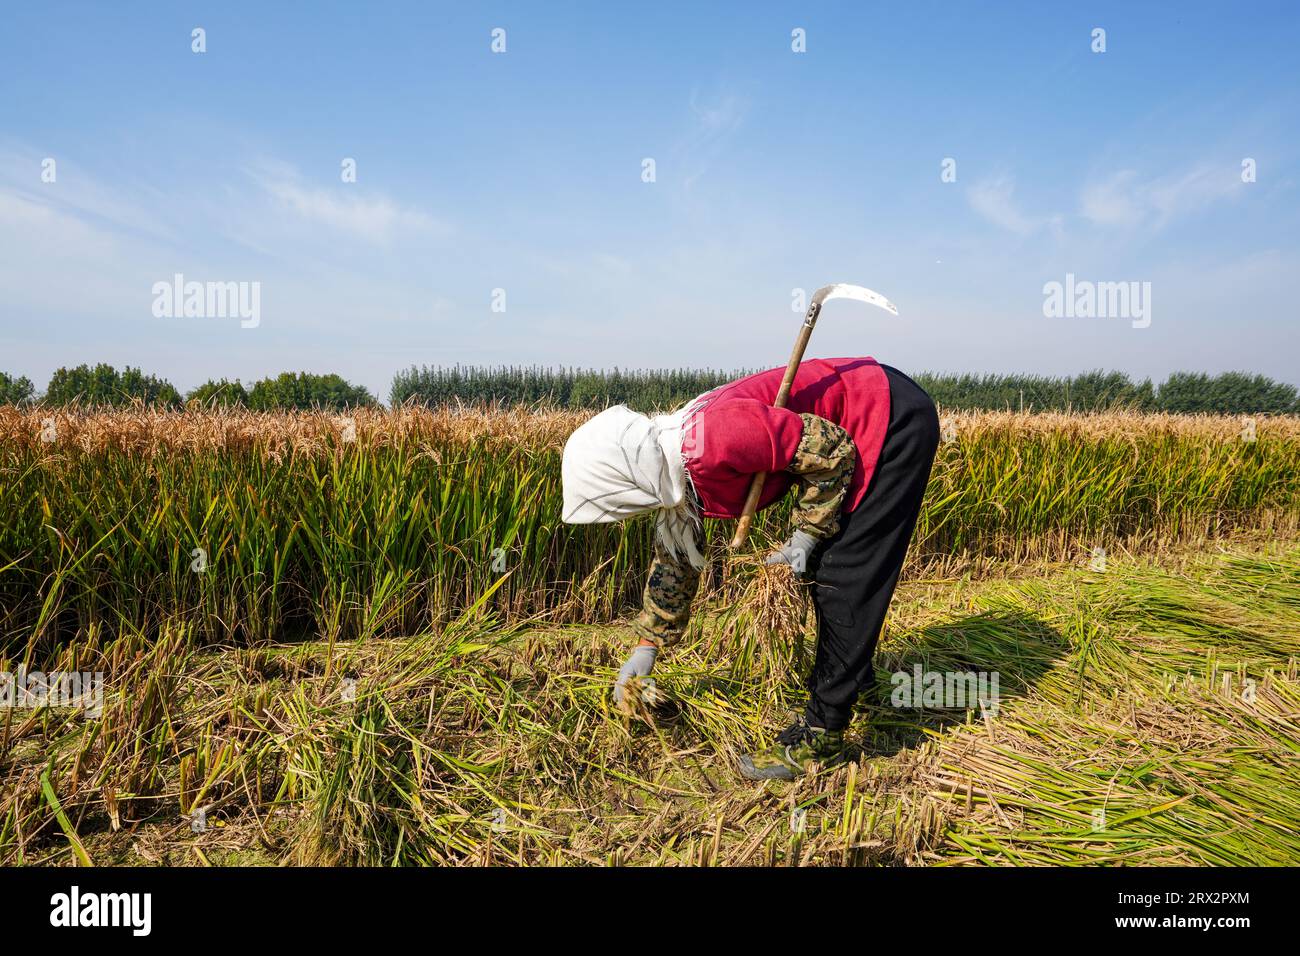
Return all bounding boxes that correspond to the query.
[1,406,1298,866]
[2,405,1296,649]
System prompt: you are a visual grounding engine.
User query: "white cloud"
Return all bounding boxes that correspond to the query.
[246,162,446,244]
[1080,165,1242,230]
[966,175,1043,235]
[1079,170,1143,227]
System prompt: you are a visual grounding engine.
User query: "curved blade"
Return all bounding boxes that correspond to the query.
[811,283,899,316]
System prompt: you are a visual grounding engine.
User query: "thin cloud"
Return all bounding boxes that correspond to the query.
[0,144,178,243]
[677,88,750,190]
[966,175,1043,235]
[689,89,747,135]
[246,161,448,244]
[1080,165,1243,230]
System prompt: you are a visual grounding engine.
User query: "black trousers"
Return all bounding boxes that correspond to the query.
[805,365,940,730]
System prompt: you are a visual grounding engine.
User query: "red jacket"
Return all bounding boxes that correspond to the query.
[684,357,891,518]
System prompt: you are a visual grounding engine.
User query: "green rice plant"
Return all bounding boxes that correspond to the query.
[0,406,1297,655]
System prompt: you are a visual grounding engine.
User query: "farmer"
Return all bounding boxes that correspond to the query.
[561,357,939,780]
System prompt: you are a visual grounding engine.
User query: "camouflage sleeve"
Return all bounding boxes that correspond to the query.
[630,540,702,648]
[786,413,856,539]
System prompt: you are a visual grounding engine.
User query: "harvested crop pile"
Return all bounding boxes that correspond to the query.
[3,544,1296,866]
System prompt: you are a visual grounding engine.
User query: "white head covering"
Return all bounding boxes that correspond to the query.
[561,401,706,569]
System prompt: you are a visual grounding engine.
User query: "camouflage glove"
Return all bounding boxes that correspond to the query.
[765,529,818,579]
[613,643,657,706]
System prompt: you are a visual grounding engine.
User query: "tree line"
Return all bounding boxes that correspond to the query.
[2,363,1298,414]
[0,365,375,410]
[391,364,1300,414]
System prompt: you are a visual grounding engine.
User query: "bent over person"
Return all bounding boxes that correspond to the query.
[560,357,940,780]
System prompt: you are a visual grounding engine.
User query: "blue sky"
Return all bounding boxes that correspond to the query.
[2,1,1298,400]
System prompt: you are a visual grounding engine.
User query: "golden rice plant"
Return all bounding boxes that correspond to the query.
[1,404,1297,654]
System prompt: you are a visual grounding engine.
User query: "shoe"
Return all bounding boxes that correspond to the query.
[737,718,845,781]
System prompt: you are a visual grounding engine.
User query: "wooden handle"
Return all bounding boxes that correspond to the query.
[728,305,821,549]
[728,474,767,548]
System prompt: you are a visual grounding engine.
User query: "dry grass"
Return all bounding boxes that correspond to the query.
[1,405,1298,866]
[3,541,1297,867]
